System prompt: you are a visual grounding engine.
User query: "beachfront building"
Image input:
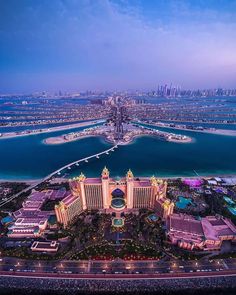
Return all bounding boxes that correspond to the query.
[55,193,83,228]
[7,217,48,238]
[69,167,168,209]
[155,197,175,219]
[167,213,236,251]
[7,189,69,238]
[54,167,173,228]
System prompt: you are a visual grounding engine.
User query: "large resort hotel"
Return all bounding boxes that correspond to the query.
[55,167,173,226]
[7,167,236,252]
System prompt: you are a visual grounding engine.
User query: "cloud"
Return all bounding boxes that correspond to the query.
[0,0,236,92]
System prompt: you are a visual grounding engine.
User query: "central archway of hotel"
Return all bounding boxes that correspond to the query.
[110,188,126,210]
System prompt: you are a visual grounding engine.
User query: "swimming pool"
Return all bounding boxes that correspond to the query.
[228,206,236,216]
[223,196,235,206]
[175,196,193,209]
[112,218,124,227]
[147,213,158,222]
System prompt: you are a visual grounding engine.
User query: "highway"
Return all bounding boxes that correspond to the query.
[0,269,236,280]
[0,257,236,278]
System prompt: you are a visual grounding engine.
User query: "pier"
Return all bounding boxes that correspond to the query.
[193,170,200,176]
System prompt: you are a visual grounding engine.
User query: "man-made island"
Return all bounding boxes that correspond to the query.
[137,120,236,137]
[44,122,192,145]
[0,120,105,139]
[43,106,192,145]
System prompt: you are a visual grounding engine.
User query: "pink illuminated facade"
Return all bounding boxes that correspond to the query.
[8,189,69,238]
[182,178,203,187]
[55,168,174,228]
[167,213,236,251]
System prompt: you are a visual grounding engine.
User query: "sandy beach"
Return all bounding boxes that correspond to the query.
[1,174,236,184]
[44,131,193,146]
[140,121,236,136]
[0,120,105,140]
[43,134,102,145]
[148,119,236,125]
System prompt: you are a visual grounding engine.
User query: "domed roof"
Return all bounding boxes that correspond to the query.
[111,188,125,198]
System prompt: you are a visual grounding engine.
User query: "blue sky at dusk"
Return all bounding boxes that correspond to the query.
[0,0,236,92]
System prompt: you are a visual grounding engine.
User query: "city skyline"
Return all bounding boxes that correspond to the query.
[1,85,236,97]
[1,0,236,92]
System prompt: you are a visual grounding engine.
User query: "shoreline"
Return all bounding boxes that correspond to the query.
[116,134,193,145]
[0,178,42,184]
[44,131,193,146]
[0,120,105,140]
[139,121,236,136]
[149,119,236,125]
[43,134,103,145]
[0,117,107,128]
[1,173,236,184]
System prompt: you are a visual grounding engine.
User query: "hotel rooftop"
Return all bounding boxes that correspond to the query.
[167,213,236,251]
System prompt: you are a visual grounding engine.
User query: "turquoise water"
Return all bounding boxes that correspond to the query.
[111,198,126,209]
[175,196,193,209]
[113,218,124,226]
[0,125,110,180]
[228,207,236,216]
[1,124,236,180]
[224,196,236,216]
[224,196,235,206]
[147,214,158,222]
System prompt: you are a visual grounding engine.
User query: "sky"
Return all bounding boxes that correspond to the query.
[0,0,236,93]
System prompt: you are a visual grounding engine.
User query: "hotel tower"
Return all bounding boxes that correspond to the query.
[55,167,174,227]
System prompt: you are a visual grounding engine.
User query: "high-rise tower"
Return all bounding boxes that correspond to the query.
[102,166,110,209]
[126,169,134,209]
[77,172,87,210]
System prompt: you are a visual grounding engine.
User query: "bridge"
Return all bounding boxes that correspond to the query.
[46,145,118,179]
[0,145,118,208]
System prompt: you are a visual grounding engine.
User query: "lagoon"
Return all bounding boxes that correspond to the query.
[1,125,236,180]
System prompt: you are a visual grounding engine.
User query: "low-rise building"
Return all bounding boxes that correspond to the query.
[167,213,236,251]
[31,241,59,252]
[8,189,69,238]
[7,226,41,238]
[55,194,83,228]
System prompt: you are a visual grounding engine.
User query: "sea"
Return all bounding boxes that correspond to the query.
[0,96,236,180]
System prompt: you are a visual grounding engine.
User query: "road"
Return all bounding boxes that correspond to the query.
[0,269,236,280]
[0,145,118,208]
[0,257,236,278]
